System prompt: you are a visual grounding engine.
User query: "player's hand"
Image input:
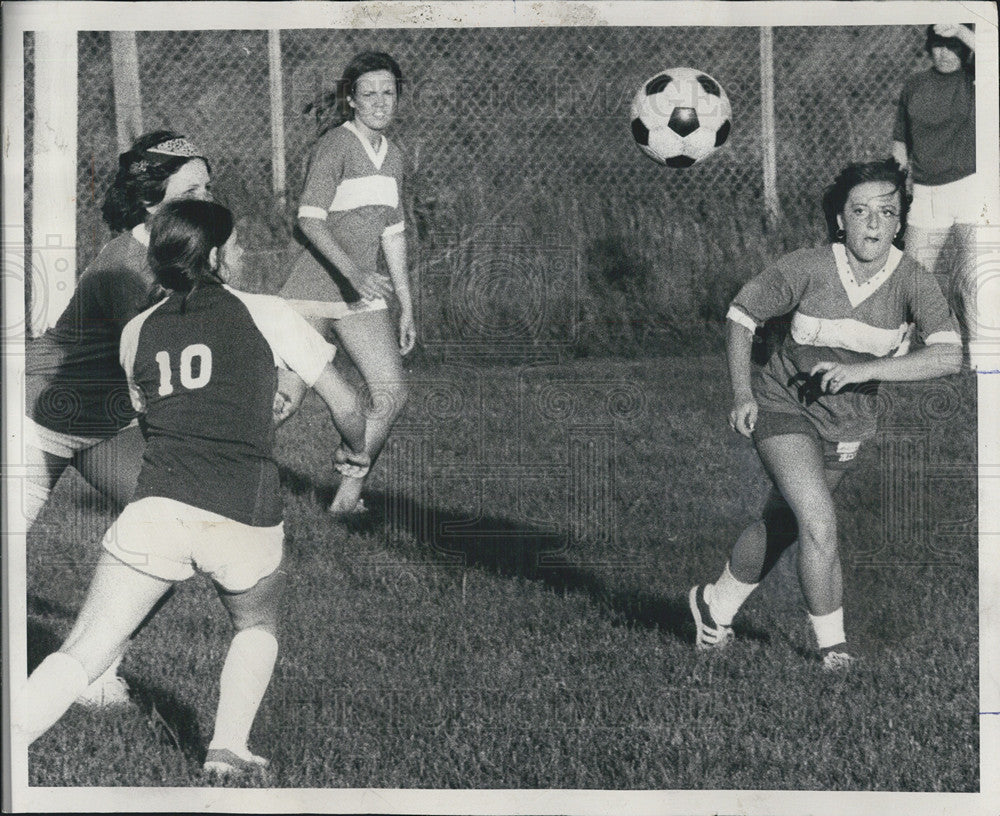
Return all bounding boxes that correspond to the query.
[273,390,294,426]
[350,273,394,302]
[933,23,962,39]
[334,444,371,479]
[810,361,868,395]
[399,311,417,355]
[729,398,758,438]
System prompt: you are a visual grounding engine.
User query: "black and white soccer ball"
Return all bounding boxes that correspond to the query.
[630,67,732,167]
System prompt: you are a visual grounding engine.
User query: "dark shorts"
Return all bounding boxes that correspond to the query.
[753,410,864,471]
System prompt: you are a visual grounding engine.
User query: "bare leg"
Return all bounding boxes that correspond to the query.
[729,469,846,585]
[14,551,171,743]
[23,445,69,531]
[329,310,408,513]
[754,434,842,616]
[207,565,287,763]
[953,223,979,364]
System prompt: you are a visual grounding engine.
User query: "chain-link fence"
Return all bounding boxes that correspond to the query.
[27,26,935,350]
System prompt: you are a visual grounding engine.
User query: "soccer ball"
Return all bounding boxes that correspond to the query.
[630,67,732,167]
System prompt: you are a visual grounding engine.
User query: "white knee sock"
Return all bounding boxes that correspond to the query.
[809,608,846,649]
[208,628,278,758]
[707,561,759,626]
[14,652,90,745]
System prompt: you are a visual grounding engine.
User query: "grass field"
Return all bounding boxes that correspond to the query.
[25,353,977,790]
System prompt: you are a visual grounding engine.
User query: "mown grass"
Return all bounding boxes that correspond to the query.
[25,355,977,790]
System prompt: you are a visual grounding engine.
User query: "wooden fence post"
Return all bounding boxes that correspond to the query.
[31,31,78,335]
[110,32,143,152]
[759,26,781,231]
[268,30,287,210]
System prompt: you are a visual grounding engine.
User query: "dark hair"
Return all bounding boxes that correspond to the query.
[101,130,211,232]
[822,159,910,249]
[147,199,233,293]
[925,24,975,75]
[304,51,403,136]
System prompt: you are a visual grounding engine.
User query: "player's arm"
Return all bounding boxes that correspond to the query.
[812,264,962,392]
[239,292,369,463]
[723,256,804,437]
[725,312,757,438]
[273,367,308,427]
[812,343,961,393]
[934,23,974,52]
[296,217,370,302]
[891,80,911,177]
[381,227,416,355]
[891,141,908,172]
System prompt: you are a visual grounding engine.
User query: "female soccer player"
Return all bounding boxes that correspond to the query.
[892,24,978,360]
[277,51,415,515]
[15,199,369,777]
[24,130,212,704]
[689,159,962,669]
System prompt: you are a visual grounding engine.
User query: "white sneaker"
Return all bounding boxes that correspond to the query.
[76,673,131,707]
[820,644,856,672]
[329,497,368,518]
[203,747,270,779]
[689,585,734,651]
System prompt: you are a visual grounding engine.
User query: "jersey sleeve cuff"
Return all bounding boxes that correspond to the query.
[382,221,405,238]
[924,330,961,346]
[298,205,328,221]
[726,305,759,333]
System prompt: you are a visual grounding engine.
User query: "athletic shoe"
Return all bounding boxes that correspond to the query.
[820,643,855,672]
[203,748,270,778]
[329,497,368,518]
[75,674,131,707]
[689,585,734,651]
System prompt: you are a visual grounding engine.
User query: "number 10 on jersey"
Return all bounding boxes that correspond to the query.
[155,344,213,396]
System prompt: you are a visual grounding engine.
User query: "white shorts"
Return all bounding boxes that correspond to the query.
[102,496,284,592]
[284,297,388,321]
[23,415,140,459]
[909,175,984,230]
[24,415,103,459]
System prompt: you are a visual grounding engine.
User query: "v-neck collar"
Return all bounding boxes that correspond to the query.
[344,120,388,170]
[832,243,901,308]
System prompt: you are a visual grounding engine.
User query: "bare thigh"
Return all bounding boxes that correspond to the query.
[754,433,838,540]
[331,310,405,400]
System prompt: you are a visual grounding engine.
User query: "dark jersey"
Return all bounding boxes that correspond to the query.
[121,285,334,526]
[26,229,157,437]
[893,68,976,186]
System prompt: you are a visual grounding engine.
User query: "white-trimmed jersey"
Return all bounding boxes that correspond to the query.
[727,244,960,441]
[280,121,405,303]
[120,284,335,526]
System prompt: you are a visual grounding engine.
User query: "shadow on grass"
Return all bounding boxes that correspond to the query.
[278,466,770,646]
[127,682,205,762]
[27,613,65,673]
[26,592,205,762]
